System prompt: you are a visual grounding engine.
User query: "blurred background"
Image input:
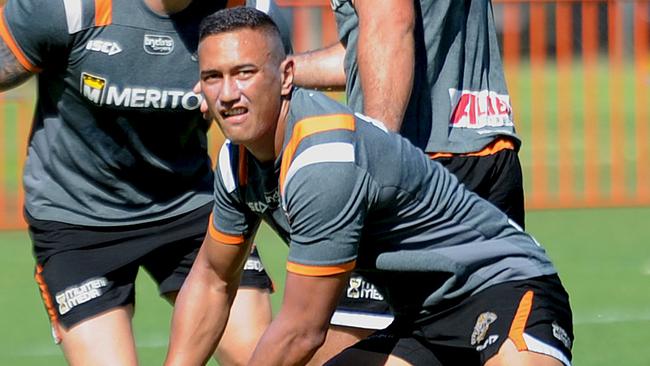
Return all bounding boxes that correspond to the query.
[0,0,649,365]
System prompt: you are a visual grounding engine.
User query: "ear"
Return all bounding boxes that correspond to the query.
[280,56,295,97]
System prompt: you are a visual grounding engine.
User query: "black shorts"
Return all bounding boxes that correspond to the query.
[28,203,273,335]
[434,148,525,229]
[331,273,393,330]
[346,275,573,366]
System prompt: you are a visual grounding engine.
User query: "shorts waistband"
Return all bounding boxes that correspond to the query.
[428,137,516,159]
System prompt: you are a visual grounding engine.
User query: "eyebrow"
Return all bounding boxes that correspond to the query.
[200,63,260,77]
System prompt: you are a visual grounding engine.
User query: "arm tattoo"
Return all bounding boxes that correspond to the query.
[0,38,33,92]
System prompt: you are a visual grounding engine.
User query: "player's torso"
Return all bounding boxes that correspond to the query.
[331,0,519,154]
[24,0,226,225]
[65,0,221,117]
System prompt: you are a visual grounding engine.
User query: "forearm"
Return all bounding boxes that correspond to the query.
[0,39,32,91]
[247,311,326,366]
[165,267,238,366]
[357,3,415,131]
[292,42,346,91]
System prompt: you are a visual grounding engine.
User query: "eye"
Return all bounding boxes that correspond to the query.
[202,72,222,82]
[237,69,255,79]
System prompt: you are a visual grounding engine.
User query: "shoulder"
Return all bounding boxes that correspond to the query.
[216,140,245,193]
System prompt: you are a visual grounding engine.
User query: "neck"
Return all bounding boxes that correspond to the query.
[143,0,192,15]
[245,98,290,164]
[274,98,290,159]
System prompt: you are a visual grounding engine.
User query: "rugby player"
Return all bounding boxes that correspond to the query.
[165,7,573,366]
[292,1,528,353]
[0,0,287,365]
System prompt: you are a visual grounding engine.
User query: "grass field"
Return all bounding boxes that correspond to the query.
[0,206,649,365]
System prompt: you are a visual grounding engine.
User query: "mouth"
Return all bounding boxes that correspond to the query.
[221,107,248,120]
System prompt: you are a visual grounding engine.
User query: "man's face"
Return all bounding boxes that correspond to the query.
[198,29,283,148]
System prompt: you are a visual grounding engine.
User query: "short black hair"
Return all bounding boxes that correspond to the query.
[199,6,283,46]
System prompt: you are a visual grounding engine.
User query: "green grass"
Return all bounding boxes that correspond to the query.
[0,207,649,365]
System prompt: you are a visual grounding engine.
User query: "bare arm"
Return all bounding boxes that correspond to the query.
[165,234,254,366]
[0,37,33,92]
[247,270,350,366]
[354,0,415,131]
[291,41,347,91]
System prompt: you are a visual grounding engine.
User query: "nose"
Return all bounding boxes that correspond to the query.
[219,76,241,105]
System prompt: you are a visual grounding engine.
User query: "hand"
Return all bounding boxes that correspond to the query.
[193,81,211,121]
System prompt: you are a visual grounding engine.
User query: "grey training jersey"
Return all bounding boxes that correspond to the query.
[2,0,288,226]
[331,0,520,154]
[211,88,556,315]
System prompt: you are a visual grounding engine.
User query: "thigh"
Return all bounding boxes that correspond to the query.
[142,207,274,296]
[308,325,375,366]
[59,306,137,366]
[216,287,273,366]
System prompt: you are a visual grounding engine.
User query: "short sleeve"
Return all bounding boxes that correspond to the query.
[210,142,260,244]
[284,161,369,276]
[1,0,70,71]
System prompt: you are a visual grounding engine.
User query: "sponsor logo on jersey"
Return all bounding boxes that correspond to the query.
[86,39,122,56]
[144,34,174,55]
[247,188,280,214]
[55,277,108,315]
[449,89,514,129]
[80,72,203,110]
[552,321,572,349]
[471,311,498,349]
[346,276,384,301]
[81,73,107,105]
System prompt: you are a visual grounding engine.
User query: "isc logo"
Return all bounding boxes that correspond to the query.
[85,39,122,56]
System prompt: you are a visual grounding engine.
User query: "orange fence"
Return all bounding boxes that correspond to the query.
[0,0,649,230]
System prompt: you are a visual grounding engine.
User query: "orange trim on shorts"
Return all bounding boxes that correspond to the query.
[508,290,534,351]
[208,213,245,245]
[0,8,41,72]
[428,137,516,159]
[280,114,356,193]
[94,0,113,27]
[34,264,62,342]
[286,260,356,277]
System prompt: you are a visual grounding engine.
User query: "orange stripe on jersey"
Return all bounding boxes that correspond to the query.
[280,114,355,193]
[94,0,112,27]
[34,264,62,342]
[238,145,248,186]
[0,8,40,72]
[428,137,516,159]
[508,290,534,351]
[287,260,356,277]
[208,213,245,245]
